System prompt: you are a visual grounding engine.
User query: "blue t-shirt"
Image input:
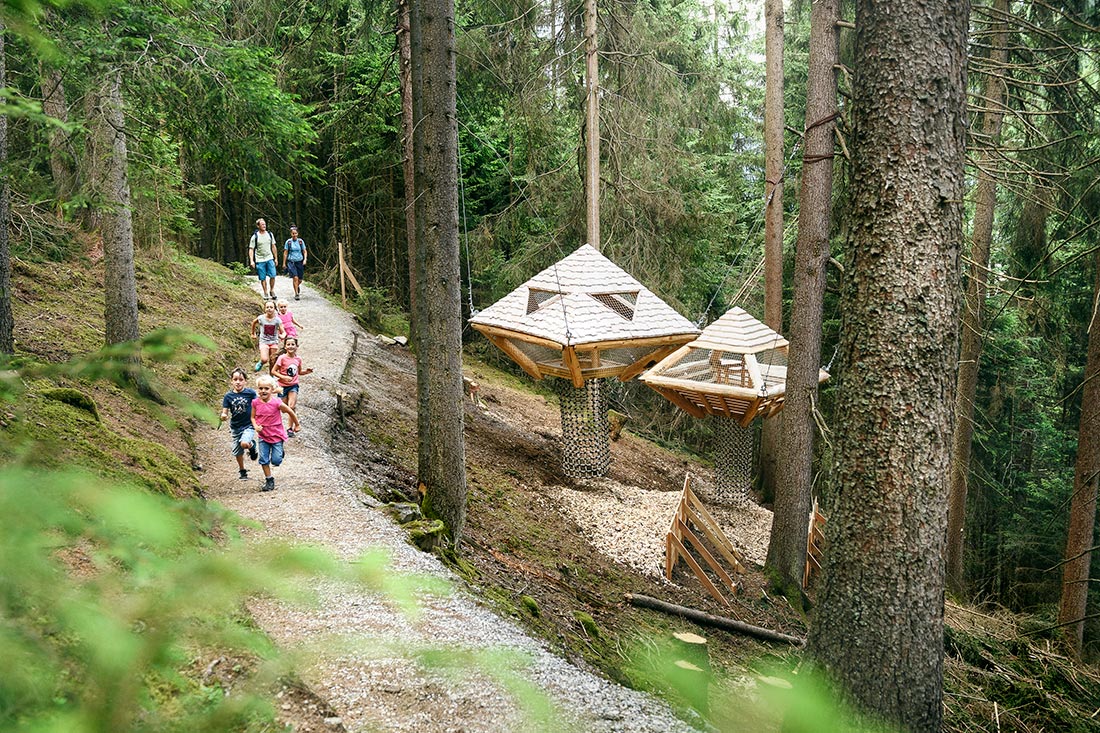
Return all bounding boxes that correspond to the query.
[284,237,307,262]
[222,388,257,431]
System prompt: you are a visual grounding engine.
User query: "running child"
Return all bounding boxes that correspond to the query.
[272,337,313,437]
[250,299,286,372]
[275,299,302,349]
[251,374,301,492]
[219,367,258,480]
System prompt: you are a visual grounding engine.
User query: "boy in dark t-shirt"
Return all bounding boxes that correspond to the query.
[219,368,259,480]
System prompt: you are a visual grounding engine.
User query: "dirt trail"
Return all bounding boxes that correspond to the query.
[196,282,698,733]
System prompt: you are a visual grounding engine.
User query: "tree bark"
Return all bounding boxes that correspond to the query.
[90,67,140,347]
[583,0,599,250]
[0,19,12,355]
[766,0,838,592]
[410,0,467,542]
[40,65,77,204]
[758,0,785,501]
[399,0,417,345]
[806,1,969,729]
[946,0,1010,598]
[1057,251,1100,656]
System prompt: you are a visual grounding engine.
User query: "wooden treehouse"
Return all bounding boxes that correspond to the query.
[469,244,700,388]
[470,244,699,478]
[639,307,829,427]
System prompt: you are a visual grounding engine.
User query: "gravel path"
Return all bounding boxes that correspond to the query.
[197,281,699,733]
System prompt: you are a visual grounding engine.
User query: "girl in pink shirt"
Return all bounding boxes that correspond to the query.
[251,375,301,492]
[273,338,313,436]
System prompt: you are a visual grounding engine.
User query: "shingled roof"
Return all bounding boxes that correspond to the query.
[469,244,698,347]
[639,306,827,425]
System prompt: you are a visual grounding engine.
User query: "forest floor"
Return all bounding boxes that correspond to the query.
[196,279,809,732]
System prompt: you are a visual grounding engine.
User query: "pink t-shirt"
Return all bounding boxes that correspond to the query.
[275,354,302,387]
[279,311,298,338]
[252,396,288,443]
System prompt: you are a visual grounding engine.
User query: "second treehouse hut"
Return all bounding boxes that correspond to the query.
[470,244,699,478]
[640,307,829,504]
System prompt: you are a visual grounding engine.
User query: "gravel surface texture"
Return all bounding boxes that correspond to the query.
[197,281,701,732]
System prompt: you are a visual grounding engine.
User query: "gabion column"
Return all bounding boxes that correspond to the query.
[710,417,754,506]
[558,377,611,479]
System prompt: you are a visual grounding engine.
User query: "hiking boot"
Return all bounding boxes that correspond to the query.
[262,476,275,492]
[287,429,296,438]
[238,468,249,480]
[248,443,258,461]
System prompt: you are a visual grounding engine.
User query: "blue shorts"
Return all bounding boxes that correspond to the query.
[286,260,305,279]
[281,384,299,400]
[231,425,256,457]
[258,440,284,466]
[255,259,277,281]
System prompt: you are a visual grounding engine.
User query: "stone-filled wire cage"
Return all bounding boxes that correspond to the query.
[470,245,700,479]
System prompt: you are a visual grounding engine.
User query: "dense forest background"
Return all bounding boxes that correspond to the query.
[5,0,1100,657]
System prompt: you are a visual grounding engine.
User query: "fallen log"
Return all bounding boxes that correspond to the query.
[626,593,805,647]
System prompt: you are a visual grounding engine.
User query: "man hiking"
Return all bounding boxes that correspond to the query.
[249,218,279,299]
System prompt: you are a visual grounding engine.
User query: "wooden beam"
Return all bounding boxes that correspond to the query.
[649,386,708,419]
[669,535,729,606]
[577,333,697,351]
[486,334,543,380]
[641,374,760,400]
[562,346,585,388]
[472,324,564,351]
[642,344,692,379]
[626,594,805,646]
[743,354,764,392]
[676,518,738,596]
[618,344,677,383]
[684,486,747,573]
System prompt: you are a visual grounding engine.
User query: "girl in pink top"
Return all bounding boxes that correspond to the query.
[251,375,301,492]
[276,300,301,342]
[272,338,313,435]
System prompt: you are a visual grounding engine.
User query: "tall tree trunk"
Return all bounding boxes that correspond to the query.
[806,0,969,729]
[399,0,417,344]
[946,0,1010,597]
[90,67,140,347]
[765,0,838,593]
[40,65,77,204]
[1057,251,1100,656]
[0,19,12,355]
[410,0,467,542]
[758,0,785,500]
[583,0,599,250]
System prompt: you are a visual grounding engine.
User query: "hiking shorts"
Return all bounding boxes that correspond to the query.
[287,261,305,279]
[280,384,299,400]
[231,425,256,457]
[255,259,277,281]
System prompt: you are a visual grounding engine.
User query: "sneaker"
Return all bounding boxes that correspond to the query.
[270,291,277,300]
[248,443,258,461]
[294,293,300,301]
[254,360,263,372]
[287,429,296,438]
[262,477,275,492]
[238,468,249,480]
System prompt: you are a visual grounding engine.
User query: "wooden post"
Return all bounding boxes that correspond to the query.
[338,241,347,308]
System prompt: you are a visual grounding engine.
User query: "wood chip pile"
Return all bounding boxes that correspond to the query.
[553,478,773,579]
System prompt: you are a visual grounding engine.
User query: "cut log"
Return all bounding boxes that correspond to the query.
[626,593,805,646]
